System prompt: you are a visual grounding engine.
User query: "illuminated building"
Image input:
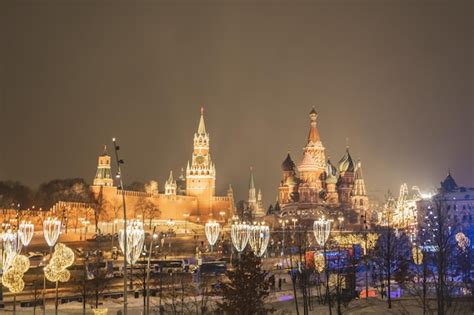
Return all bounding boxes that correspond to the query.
[276,108,369,225]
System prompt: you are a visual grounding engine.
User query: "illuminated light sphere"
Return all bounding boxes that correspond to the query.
[314,251,325,273]
[43,217,61,247]
[248,223,270,257]
[58,269,71,282]
[205,221,221,246]
[231,222,250,252]
[2,230,18,272]
[2,268,22,287]
[118,220,145,264]
[19,221,34,247]
[44,243,75,283]
[54,243,75,267]
[12,254,30,273]
[455,232,470,252]
[412,247,423,265]
[9,278,25,293]
[313,216,331,246]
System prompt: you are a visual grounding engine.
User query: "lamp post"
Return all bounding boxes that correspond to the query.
[145,226,158,315]
[248,223,270,257]
[279,219,289,258]
[205,221,220,252]
[18,221,34,247]
[230,222,250,254]
[112,137,129,315]
[360,211,369,300]
[313,216,332,315]
[43,217,61,315]
[183,214,190,234]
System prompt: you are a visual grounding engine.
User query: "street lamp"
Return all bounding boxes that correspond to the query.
[313,216,332,315]
[205,221,221,252]
[279,219,289,257]
[82,220,90,240]
[42,217,61,315]
[18,221,34,247]
[231,222,250,253]
[183,214,190,234]
[248,223,270,257]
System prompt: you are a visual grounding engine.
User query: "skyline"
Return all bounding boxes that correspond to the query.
[1,1,472,206]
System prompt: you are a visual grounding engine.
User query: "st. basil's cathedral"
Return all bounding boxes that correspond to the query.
[275,108,369,226]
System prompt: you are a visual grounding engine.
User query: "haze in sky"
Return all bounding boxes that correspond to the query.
[1,1,472,206]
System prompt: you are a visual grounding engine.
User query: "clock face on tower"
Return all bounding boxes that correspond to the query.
[195,155,205,165]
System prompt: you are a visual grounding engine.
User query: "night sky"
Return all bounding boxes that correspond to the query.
[1,1,472,206]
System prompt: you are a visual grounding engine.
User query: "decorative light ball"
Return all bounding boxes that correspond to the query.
[2,268,22,287]
[58,269,71,282]
[12,254,30,273]
[205,221,221,246]
[44,243,74,283]
[9,278,25,294]
[248,223,270,257]
[231,222,250,252]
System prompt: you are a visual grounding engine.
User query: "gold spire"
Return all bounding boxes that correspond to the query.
[307,107,320,143]
[198,106,206,134]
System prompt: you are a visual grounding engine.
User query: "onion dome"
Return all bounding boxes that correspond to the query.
[440,171,458,192]
[281,153,296,172]
[338,147,354,173]
[286,175,299,186]
[325,159,338,184]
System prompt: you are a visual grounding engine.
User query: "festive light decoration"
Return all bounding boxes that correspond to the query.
[118,220,145,264]
[231,222,250,252]
[92,308,108,315]
[248,223,270,257]
[332,233,379,253]
[43,217,61,247]
[2,230,18,272]
[1,254,30,293]
[412,246,423,265]
[19,221,34,247]
[205,221,221,247]
[313,216,331,246]
[314,251,325,273]
[455,232,470,252]
[44,243,74,283]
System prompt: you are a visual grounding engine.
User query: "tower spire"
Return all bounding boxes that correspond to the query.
[198,106,206,134]
[249,166,255,190]
[307,107,320,143]
[93,145,114,187]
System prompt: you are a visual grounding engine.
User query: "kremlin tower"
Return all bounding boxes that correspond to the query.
[93,146,113,187]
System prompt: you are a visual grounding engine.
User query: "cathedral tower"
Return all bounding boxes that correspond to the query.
[165,171,177,195]
[337,146,355,206]
[186,108,216,216]
[325,159,339,205]
[351,160,368,210]
[93,146,114,187]
[298,108,326,203]
[279,153,299,204]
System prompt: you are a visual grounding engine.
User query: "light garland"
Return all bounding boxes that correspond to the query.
[412,246,423,265]
[43,217,61,247]
[44,243,74,283]
[248,223,270,257]
[313,216,331,246]
[92,308,109,315]
[118,220,145,264]
[231,222,250,252]
[19,221,34,247]
[314,251,325,273]
[205,221,221,247]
